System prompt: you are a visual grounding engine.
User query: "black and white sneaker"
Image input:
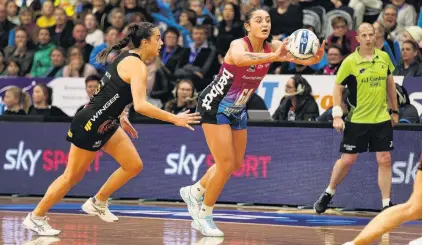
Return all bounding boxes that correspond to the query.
[314,192,333,214]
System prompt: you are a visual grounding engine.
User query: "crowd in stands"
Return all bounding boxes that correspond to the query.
[0,0,421,123]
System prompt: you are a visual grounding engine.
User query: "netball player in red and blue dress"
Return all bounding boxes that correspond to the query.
[180,7,325,236]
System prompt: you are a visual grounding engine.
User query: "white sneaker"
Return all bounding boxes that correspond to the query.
[194,237,224,245]
[409,237,422,245]
[191,220,199,230]
[342,242,355,245]
[193,216,224,237]
[81,197,118,222]
[21,237,61,245]
[22,213,61,236]
[180,186,202,219]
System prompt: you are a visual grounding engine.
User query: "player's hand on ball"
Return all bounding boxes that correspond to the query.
[271,39,288,62]
[333,117,345,133]
[391,113,399,127]
[287,40,326,65]
[173,110,201,131]
[120,115,138,139]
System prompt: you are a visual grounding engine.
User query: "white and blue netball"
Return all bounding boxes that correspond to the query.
[288,29,319,60]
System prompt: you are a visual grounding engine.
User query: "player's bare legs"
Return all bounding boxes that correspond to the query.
[343,170,422,245]
[314,153,358,214]
[96,128,143,201]
[376,152,392,204]
[23,145,97,235]
[81,128,143,223]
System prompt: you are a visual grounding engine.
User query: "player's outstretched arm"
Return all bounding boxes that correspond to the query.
[126,58,201,131]
[228,39,283,67]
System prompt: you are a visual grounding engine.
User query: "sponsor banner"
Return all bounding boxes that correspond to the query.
[0,75,419,117]
[0,77,87,117]
[257,75,407,115]
[0,122,420,210]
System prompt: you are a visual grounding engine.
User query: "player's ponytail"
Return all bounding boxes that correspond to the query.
[96,22,157,64]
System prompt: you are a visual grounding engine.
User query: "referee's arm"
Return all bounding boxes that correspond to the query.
[387,75,398,112]
[333,58,351,118]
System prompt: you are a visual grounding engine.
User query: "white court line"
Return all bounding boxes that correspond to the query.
[0,210,420,235]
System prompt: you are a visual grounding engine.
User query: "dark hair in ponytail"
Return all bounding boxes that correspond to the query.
[244,7,272,43]
[96,22,157,64]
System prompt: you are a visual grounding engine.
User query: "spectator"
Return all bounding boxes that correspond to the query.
[4,27,34,76]
[319,45,345,75]
[240,0,270,20]
[72,23,94,63]
[378,4,402,39]
[272,75,319,122]
[89,27,120,74]
[374,21,401,66]
[43,47,66,77]
[393,40,422,77]
[48,7,74,51]
[216,3,243,64]
[92,0,113,31]
[164,79,197,114]
[76,74,101,113]
[0,49,6,75]
[136,0,159,18]
[270,0,303,40]
[122,0,150,23]
[328,16,359,54]
[14,0,41,12]
[399,26,422,46]
[5,0,19,25]
[84,13,104,47]
[175,25,218,92]
[0,4,16,50]
[247,93,268,110]
[189,0,214,26]
[2,86,31,115]
[27,83,68,117]
[108,8,126,33]
[29,28,56,77]
[348,0,383,28]
[390,0,417,27]
[36,0,55,28]
[63,47,98,77]
[395,83,419,124]
[8,8,37,47]
[287,64,316,75]
[178,9,196,47]
[160,27,184,80]
[4,59,21,76]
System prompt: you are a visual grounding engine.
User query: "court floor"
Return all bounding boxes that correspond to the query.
[0,197,420,245]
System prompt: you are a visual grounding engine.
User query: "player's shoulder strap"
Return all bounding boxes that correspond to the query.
[241,36,271,53]
[114,50,142,66]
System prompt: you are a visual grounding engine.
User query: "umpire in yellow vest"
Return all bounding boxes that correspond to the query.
[314,22,399,214]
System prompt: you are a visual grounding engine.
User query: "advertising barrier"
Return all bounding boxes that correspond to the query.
[1,75,420,117]
[0,122,420,210]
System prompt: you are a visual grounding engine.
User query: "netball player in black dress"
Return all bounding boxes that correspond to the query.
[23,22,201,236]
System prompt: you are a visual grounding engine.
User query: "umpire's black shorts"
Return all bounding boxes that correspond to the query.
[340,120,393,154]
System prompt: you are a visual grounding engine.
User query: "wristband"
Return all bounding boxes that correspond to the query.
[332,106,343,118]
